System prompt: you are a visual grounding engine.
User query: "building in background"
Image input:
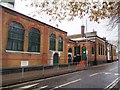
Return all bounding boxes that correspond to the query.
[68,25,118,66]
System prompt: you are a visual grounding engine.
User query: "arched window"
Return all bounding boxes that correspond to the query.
[68,48,72,53]
[28,28,40,52]
[68,48,72,64]
[49,34,56,50]
[58,36,63,51]
[82,46,87,60]
[6,22,25,51]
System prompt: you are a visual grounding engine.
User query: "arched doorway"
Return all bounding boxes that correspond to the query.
[53,53,59,65]
[68,48,72,64]
[82,46,87,61]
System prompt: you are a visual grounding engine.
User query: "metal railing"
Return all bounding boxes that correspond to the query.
[2,61,86,86]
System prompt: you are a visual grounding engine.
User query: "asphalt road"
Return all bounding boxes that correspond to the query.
[2,61,120,90]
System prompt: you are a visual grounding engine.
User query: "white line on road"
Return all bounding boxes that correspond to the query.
[33,85,48,90]
[109,67,118,71]
[105,77,120,89]
[89,73,99,77]
[40,85,48,89]
[50,78,81,90]
[1,70,81,89]
[20,83,39,89]
[114,73,120,76]
[104,72,111,75]
[2,62,118,89]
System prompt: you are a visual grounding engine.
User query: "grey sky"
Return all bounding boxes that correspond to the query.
[14,0,118,41]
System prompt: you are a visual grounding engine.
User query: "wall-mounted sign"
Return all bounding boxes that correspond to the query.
[21,61,29,67]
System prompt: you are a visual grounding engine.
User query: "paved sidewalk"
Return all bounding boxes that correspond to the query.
[1,61,117,87]
[1,64,85,86]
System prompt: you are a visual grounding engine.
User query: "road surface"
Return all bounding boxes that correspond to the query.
[2,61,120,90]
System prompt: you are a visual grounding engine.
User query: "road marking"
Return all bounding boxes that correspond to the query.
[89,73,99,77]
[43,71,80,81]
[105,77,120,89]
[33,85,48,90]
[40,85,48,89]
[2,61,118,89]
[50,78,81,90]
[20,83,39,89]
[104,72,111,75]
[109,67,118,71]
[114,73,120,76]
[1,70,81,89]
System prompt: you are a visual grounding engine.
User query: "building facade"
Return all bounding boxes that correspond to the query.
[1,5,68,68]
[0,5,118,68]
[68,26,117,66]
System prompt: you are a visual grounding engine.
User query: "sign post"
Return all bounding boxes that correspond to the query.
[21,61,28,81]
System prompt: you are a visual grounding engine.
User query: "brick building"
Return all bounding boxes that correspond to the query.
[0,5,68,68]
[0,5,117,68]
[68,25,117,66]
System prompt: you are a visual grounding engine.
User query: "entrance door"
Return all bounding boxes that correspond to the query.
[68,54,72,64]
[68,48,72,64]
[53,53,59,65]
[82,46,87,60]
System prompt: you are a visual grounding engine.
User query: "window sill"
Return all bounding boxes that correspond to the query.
[49,50,63,53]
[6,50,40,55]
[58,51,63,52]
[49,50,55,52]
[92,54,94,56]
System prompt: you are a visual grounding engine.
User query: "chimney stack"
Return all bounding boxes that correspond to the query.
[81,25,85,37]
[103,37,106,40]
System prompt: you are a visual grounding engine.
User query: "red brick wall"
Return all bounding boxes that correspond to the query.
[0,6,2,68]
[112,46,117,61]
[95,38,106,62]
[1,7,67,68]
[79,42,95,62]
[67,40,76,63]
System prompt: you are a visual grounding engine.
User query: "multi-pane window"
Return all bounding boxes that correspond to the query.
[113,49,116,56]
[74,46,80,56]
[49,34,56,50]
[6,22,25,51]
[74,46,77,56]
[77,46,80,55]
[28,28,40,52]
[58,36,63,51]
[92,47,94,54]
[103,45,104,55]
[101,44,102,55]
[98,43,100,55]
[98,42,105,55]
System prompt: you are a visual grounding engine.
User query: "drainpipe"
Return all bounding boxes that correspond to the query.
[94,38,97,65]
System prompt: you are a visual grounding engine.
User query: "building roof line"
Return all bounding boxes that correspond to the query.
[0,5,67,34]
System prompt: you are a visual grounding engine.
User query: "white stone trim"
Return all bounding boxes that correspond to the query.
[68,53,72,55]
[50,51,61,57]
[5,50,40,54]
